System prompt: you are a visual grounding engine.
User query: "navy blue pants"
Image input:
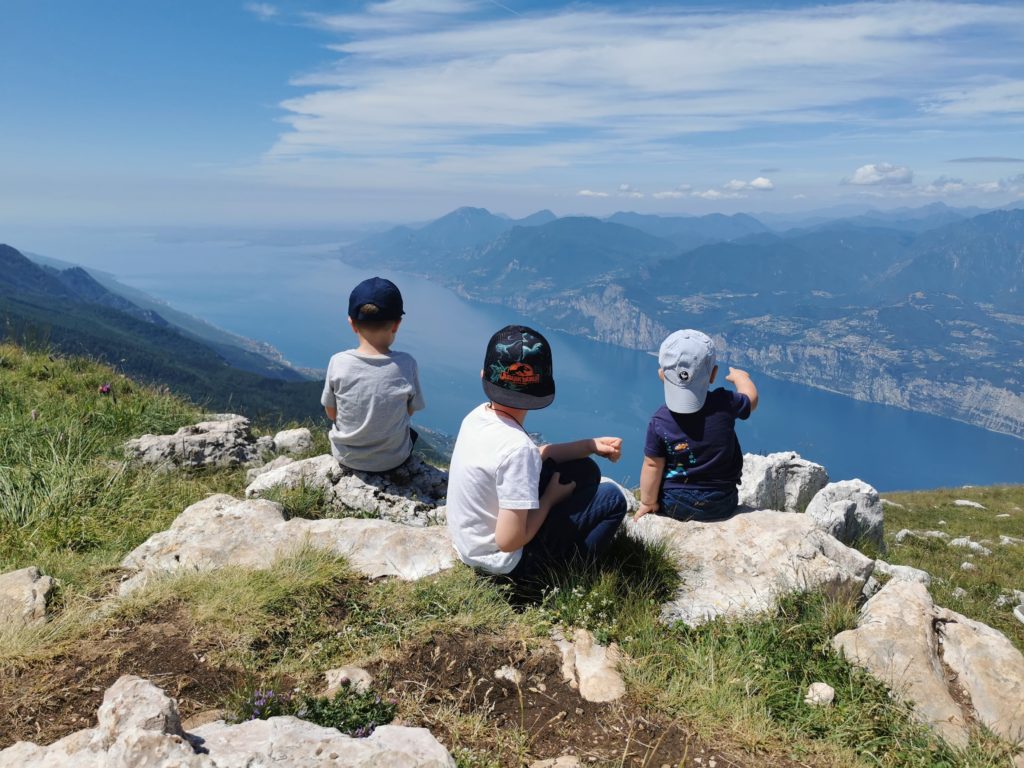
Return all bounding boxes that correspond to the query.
[660,485,739,522]
[508,457,627,585]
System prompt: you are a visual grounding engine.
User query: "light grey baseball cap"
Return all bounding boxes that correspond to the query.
[658,330,716,414]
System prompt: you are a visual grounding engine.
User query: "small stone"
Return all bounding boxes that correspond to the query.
[948,537,992,556]
[961,562,977,572]
[324,666,373,695]
[494,666,522,685]
[996,514,1011,519]
[951,587,968,599]
[938,520,947,526]
[1000,535,1024,546]
[1014,606,1024,626]
[804,682,835,707]
[954,499,985,509]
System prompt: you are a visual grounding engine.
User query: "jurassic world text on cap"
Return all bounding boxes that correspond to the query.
[482,325,556,410]
[348,276,405,321]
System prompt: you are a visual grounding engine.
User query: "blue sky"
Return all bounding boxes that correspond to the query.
[2,0,1024,226]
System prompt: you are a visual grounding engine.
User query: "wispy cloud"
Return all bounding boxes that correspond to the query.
[254,1,1024,197]
[245,3,278,21]
[724,177,774,191]
[948,156,1024,163]
[844,163,913,186]
[577,189,609,198]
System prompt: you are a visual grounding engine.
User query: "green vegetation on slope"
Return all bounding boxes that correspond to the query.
[0,344,1021,767]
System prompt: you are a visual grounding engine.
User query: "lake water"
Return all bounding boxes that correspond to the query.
[13,227,1024,491]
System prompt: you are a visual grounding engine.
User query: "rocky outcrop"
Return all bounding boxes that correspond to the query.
[0,566,55,628]
[804,479,884,551]
[272,428,314,456]
[738,452,829,513]
[119,494,455,594]
[628,510,874,627]
[0,675,456,767]
[246,454,448,527]
[834,580,1024,749]
[872,559,930,586]
[124,414,273,470]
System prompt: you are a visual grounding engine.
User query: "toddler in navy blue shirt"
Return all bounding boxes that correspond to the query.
[634,330,759,523]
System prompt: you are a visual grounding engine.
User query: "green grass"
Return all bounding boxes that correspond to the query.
[882,485,1024,654]
[2,343,1023,767]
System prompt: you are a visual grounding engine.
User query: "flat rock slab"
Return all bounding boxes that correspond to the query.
[0,675,456,767]
[125,414,273,470]
[246,454,448,527]
[627,510,874,627]
[0,566,55,628]
[738,451,829,513]
[119,494,455,595]
[834,580,1024,748]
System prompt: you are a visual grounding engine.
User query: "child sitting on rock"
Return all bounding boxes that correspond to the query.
[633,329,758,523]
[321,277,425,472]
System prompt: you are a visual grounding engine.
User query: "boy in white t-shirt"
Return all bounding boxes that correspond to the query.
[321,277,425,472]
[446,325,628,584]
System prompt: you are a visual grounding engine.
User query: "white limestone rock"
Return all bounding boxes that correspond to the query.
[895,528,948,544]
[738,452,829,513]
[0,566,55,628]
[805,479,884,551]
[324,666,374,696]
[554,629,626,703]
[834,580,1024,748]
[272,427,314,456]
[873,559,931,586]
[245,454,344,497]
[948,537,992,556]
[245,455,295,484]
[954,499,986,509]
[494,665,523,685]
[804,682,835,707]
[961,562,978,572]
[119,494,456,594]
[0,675,456,768]
[124,414,272,470]
[1000,535,1024,546]
[628,510,874,627]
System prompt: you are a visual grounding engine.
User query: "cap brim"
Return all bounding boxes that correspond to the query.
[483,379,555,411]
[663,378,708,414]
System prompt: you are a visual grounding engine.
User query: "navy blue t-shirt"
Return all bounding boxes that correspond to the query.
[643,388,752,491]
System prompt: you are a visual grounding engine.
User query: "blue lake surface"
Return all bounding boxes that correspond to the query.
[16,228,1024,491]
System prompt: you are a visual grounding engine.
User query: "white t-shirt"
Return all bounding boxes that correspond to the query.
[446,403,541,574]
[320,349,425,472]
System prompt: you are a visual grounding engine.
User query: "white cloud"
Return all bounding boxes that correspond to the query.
[577,189,609,198]
[923,175,966,195]
[845,163,914,185]
[245,3,277,21]
[652,185,692,199]
[692,189,745,200]
[257,2,1024,189]
[792,193,807,199]
[924,80,1024,117]
[617,183,644,198]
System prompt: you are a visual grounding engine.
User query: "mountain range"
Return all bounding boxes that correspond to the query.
[340,203,1024,438]
[0,244,322,423]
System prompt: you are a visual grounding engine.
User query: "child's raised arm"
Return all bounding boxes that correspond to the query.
[725,367,759,413]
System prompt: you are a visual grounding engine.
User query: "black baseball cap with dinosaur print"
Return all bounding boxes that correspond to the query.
[482,325,555,410]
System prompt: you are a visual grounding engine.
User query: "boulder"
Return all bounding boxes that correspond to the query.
[804,479,884,551]
[124,414,273,470]
[246,454,448,527]
[948,537,992,556]
[627,510,874,627]
[0,675,456,767]
[737,452,829,512]
[0,566,55,628]
[272,428,314,456]
[873,559,931,586]
[119,494,456,594]
[245,455,295,484]
[834,580,1024,748]
[554,629,626,703]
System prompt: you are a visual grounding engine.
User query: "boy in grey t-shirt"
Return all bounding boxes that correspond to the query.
[321,277,425,472]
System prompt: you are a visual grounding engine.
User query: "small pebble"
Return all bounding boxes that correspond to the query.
[961,562,977,572]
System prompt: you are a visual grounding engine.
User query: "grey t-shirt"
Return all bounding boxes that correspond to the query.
[320,349,425,472]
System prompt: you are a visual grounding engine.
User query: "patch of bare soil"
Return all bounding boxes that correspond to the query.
[377,631,785,768]
[0,603,240,749]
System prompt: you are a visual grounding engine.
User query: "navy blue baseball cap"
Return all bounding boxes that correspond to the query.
[348,277,405,322]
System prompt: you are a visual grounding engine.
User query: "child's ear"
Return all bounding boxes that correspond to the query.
[348,318,358,334]
[392,319,402,332]
[710,365,718,383]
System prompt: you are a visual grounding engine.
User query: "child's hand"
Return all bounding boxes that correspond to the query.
[542,472,576,507]
[633,501,659,522]
[725,367,750,384]
[593,437,622,463]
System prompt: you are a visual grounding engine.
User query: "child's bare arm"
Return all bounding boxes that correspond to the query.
[725,367,759,413]
[634,455,666,521]
[324,406,337,420]
[539,437,622,463]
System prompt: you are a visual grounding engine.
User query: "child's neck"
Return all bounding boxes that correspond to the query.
[356,338,391,356]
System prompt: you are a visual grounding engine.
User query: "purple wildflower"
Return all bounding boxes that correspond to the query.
[98,384,111,395]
